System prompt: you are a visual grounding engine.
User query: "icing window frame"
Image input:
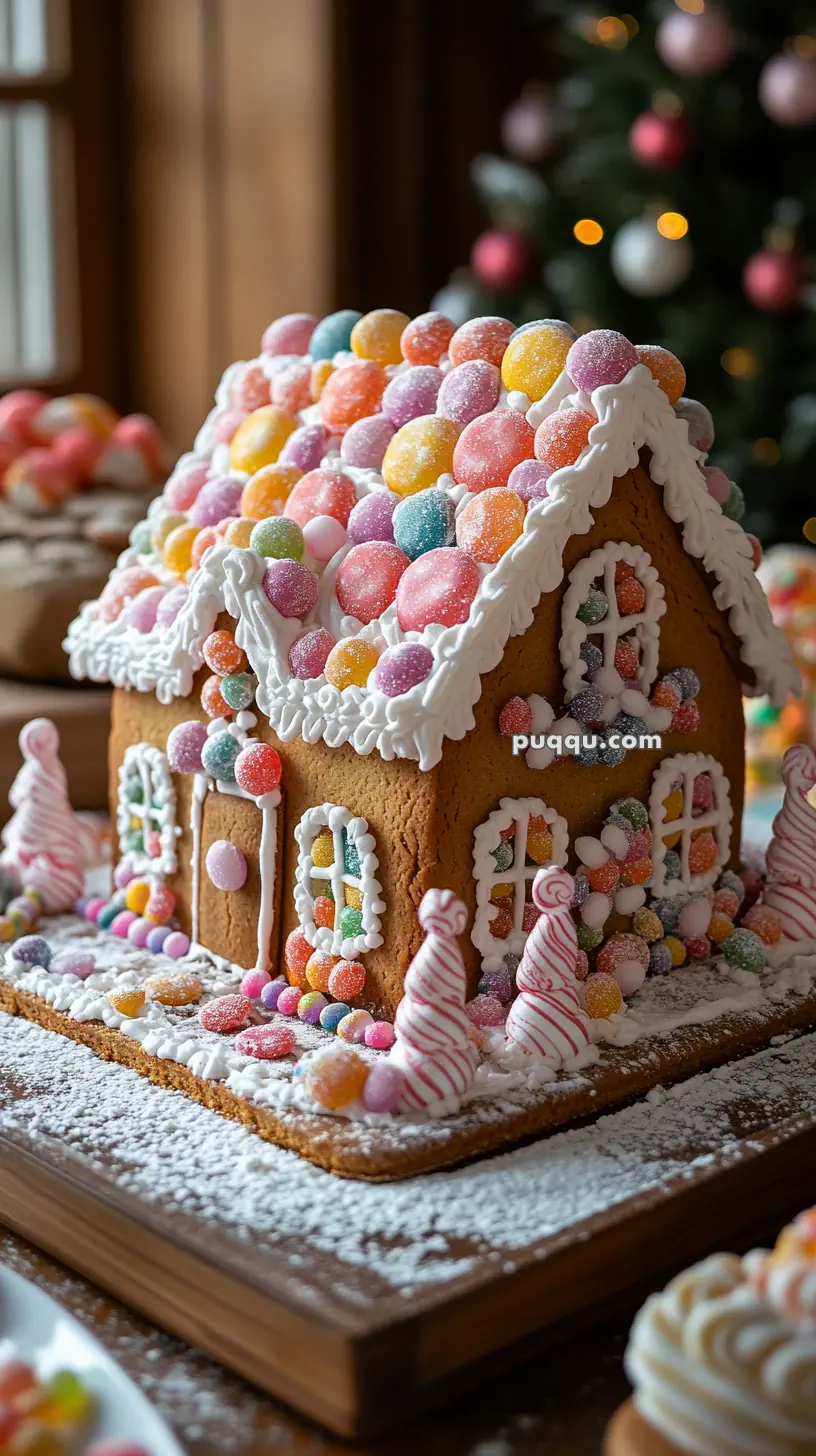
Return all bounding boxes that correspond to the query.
[472,796,569,972]
[116,742,178,878]
[560,541,666,702]
[294,802,384,958]
[649,752,732,898]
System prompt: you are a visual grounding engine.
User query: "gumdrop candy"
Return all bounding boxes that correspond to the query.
[347,488,399,544]
[452,409,535,494]
[236,1024,296,1060]
[335,541,409,622]
[673,700,701,733]
[708,912,735,945]
[636,344,686,404]
[343,829,361,876]
[498,697,532,735]
[261,312,316,356]
[500,322,571,400]
[311,833,334,868]
[662,935,687,967]
[284,467,357,528]
[321,360,387,434]
[449,315,514,368]
[305,1044,369,1108]
[262,558,318,618]
[340,414,395,470]
[456,488,525,564]
[250,516,304,561]
[478,967,514,1004]
[285,928,312,986]
[302,513,348,563]
[241,462,302,519]
[351,308,410,367]
[396,547,481,631]
[534,408,595,470]
[393,487,455,560]
[684,934,712,961]
[319,1001,349,1032]
[632,908,664,942]
[722,927,766,973]
[585,860,620,895]
[146,885,176,924]
[325,637,379,690]
[437,359,501,426]
[339,904,363,938]
[241,968,271,1000]
[741,904,782,946]
[229,406,297,475]
[234,742,282,797]
[327,959,366,999]
[613,640,640,681]
[309,308,362,360]
[668,667,700,700]
[374,643,434,697]
[382,366,442,428]
[233,363,271,412]
[303,948,334,992]
[145,971,202,1006]
[401,311,455,366]
[99,566,160,623]
[201,673,229,719]
[652,677,682,711]
[201,730,242,782]
[649,944,673,976]
[205,839,248,891]
[198,993,252,1032]
[297,990,328,1023]
[584,973,624,1019]
[220,671,256,711]
[336,1008,373,1042]
[191,527,219,569]
[288,627,336,680]
[109,983,147,1018]
[203,629,246,675]
[615,798,649,831]
[688,830,718,875]
[507,458,552,503]
[279,422,329,474]
[382,415,459,497]
[277,984,302,1015]
[576,587,608,625]
[577,924,603,952]
[466,993,506,1027]
[566,330,638,392]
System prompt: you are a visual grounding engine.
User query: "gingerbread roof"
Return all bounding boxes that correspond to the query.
[65,316,799,771]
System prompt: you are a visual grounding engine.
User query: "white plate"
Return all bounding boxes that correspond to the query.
[0,1264,184,1453]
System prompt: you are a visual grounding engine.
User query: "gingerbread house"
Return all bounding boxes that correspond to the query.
[65,311,797,1021]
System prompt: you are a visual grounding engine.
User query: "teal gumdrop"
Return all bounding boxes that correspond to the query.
[125,776,144,803]
[722,483,745,522]
[577,588,608,625]
[309,309,363,361]
[129,519,154,555]
[491,841,514,873]
[220,671,256,711]
[343,830,361,877]
[339,905,363,938]
[124,831,144,854]
[393,488,455,560]
[250,516,304,561]
[663,849,682,880]
[97,901,121,930]
[201,729,241,783]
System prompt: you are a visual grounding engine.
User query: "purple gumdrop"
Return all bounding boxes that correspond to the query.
[167,719,209,774]
[288,627,336,680]
[566,330,638,393]
[50,949,96,980]
[437,359,501,426]
[279,423,329,473]
[381,367,442,429]
[340,414,395,470]
[263,558,319,619]
[507,458,553,503]
[156,584,189,629]
[128,586,166,634]
[362,1061,405,1114]
[146,925,172,953]
[347,490,399,544]
[374,643,434,697]
[261,975,288,1010]
[188,476,244,528]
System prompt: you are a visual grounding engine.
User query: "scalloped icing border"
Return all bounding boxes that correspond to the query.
[116,742,178,879]
[293,801,385,958]
[560,541,666,702]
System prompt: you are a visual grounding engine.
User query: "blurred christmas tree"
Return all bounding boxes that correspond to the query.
[434,1,816,545]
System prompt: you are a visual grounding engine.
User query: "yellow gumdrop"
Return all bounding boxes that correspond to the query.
[311,835,335,868]
[584,973,623,1020]
[163,523,200,576]
[382,415,459,496]
[344,884,362,910]
[144,972,203,1006]
[526,830,553,865]
[490,882,514,900]
[311,359,335,400]
[500,324,571,402]
[108,985,146,1017]
[662,788,684,847]
[124,879,151,914]
[324,638,379,691]
[350,308,410,367]
[224,516,255,548]
[230,405,297,475]
[662,935,687,967]
[151,511,187,554]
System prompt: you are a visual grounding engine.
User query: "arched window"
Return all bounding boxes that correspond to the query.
[117,743,178,877]
[472,797,568,971]
[294,803,384,958]
[649,753,732,898]
[561,541,666,702]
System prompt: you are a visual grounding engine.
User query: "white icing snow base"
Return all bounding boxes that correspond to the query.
[2,915,815,1129]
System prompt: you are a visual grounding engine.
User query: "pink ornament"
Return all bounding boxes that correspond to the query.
[340,414,395,470]
[167,720,208,774]
[362,1060,404,1111]
[205,839,248,891]
[390,888,477,1109]
[164,931,190,959]
[128,586,166,634]
[437,359,501,426]
[629,111,690,170]
[156,585,189,629]
[347,489,399,544]
[189,476,244,528]
[396,547,481,632]
[743,250,803,312]
[507,458,552,503]
[759,53,816,128]
[335,541,409,623]
[262,558,318,618]
[702,465,731,504]
[471,227,532,291]
[373,643,434,697]
[656,6,734,77]
[241,967,272,999]
[1,717,84,913]
[164,459,208,512]
[288,626,336,680]
[302,513,347,563]
[279,423,329,473]
[506,866,591,1065]
[382,367,442,428]
[566,330,638,392]
[261,312,316,356]
[364,1020,396,1050]
[764,745,816,940]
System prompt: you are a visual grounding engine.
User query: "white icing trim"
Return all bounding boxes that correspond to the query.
[649,753,732,899]
[293,803,384,957]
[116,744,178,877]
[561,541,665,701]
[472,797,568,972]
[188,768,281,972]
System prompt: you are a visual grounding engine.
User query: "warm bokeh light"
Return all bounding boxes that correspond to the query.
[793,34,816,59]
[652,90,684,119]
[621,13,639,36]
[596,16,629,48]
[803,517,816,543]
[675,0,705,13]
[574,219,604,245]
[721,347,759,379]
[753,437,782,466]
[657,211,689,240]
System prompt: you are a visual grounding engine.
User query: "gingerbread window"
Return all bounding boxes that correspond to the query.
[560,542,666,703]
[116,742,178,877]
[294,803,384,958]
[472,797,569,971]
[649,753,732,898]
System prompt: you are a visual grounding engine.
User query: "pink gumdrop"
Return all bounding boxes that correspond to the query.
[165,460,209,512]
[0,388,47,441]
[50,949,96,979]
[231,362,271,413]
[302,513,348,563]
[362,1060,404,1112]
[288,627,336,680]
[614,961,647,996]
[241,967,272,999]
[279,423,329,474]
[374,643,434,697]
[677,897,712,940]
[702,465,731,504]
[284,468,358,528]
[189,476,244,528]
[262,312,316,356]
[52,426,105,482]
[113,415,166,474]
[84,896,106,923]
[396,547,481,632]
[167,720,209,774]
[692,773,714,812]
[113,857,136,890]
[277,984,302,1016]
[335,541,409,624]
[437,359,501,426]
[213,409,246,445]
[381,366,443,429]
[566,330,638,392]
[347,489,399,544]
[163,931,190,959]
[205,839,248,891]
[340,414,395,470]
[111,910,137,938]
[263,558,319,618]
[466,994,506,1027]
[127,917,153,948]
[747,533,762,570]
[128,585,166,634]
[156,584,189,628]
[364,1020,396,1050]
[452,409,535,493]
[507,458,553,503]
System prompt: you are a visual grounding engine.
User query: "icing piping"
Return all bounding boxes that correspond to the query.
[649,752,732,899]
[116,743,178,878]
[472,796,568,972]
[293,803,384,957]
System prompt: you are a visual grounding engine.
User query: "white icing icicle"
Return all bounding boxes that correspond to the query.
[390,888,477,1110]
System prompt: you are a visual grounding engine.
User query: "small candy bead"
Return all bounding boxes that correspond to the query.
[741,904,782,946]
[327,958,366,999]
[240,462,302,520]
[456,488,525,563]
[350,308,410,367]
[163,931,192,959]
[167,720,208,774]
[201,729,242,782]
[145,970,201,1003]
[381,415,459,497]
[108,985,146,1018]
[279,422,329,473]
[188,476,244,529]
[449,315,514,369]
[566,330,638,392]
[284,467,358,528]
[234,742,282,796]
[110,910,138,937]
[499,696,532,736]
[50,949,96,979]
[584,973,624,1019]
[260,975,289,1010]
[393,487,455,559]
[230,405,297,474]
[466,994,506,1027]
[362,1060,405,1112]
[263,558,319,618]
[127,918,153,948]
[534,409,595,470]
[722,927,766,973]
[199,993,252,1032]
[146,925,172,952]
[452,409,535,494]
[396,547,481,631]
[205,839,248,891]
[347,488,399,544]
[303,513,348,563]
[321,360,387,434]
[203,629,246,675]
[123,879,150,914]
[400,311,455,366]
[13,934,51,967]
[262,311,316,356]
[277,984,303,1015]
[382,366,442,428]
[305,1043,369,1108]
[288,627,336,680]
[437,359,501,426]
[320,1001,350,1032]
[84,896,106,922]
[220,671,256,711]
[374,642,434,697]
[164,460,208,512]
[340,414,395,470]
[336,1008,373,1042]
[305,948,337,993]
[298,990,329,1024]
[235,1023,296,1059]
[684,934,712,961]
[635,344,686,404]
[507,458,552,503]
[335,541,409,622]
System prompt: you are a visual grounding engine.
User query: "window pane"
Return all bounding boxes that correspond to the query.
[0,0,69,79]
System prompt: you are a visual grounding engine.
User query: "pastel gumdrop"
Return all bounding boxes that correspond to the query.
[702,466,731,505]
[164,461,207,513]
[262,558,319,618]
[351,308,410,367]
[156,586,189,630]
[199,993,252,1033]
[99,566,160,623]
[302,513,347,563]
[374,643,434,697]
[200,729,242,782]
[233,742,282,796]
[309,308,363,360]
[340,413,395,470]
[335,541,409,622]
[320,361,387,434]
[396,547,481,631]
[279,423,329,474]
[401,311,455,366]
[393,487,454,559]
[635,344,686,404]
[250,515,304,560]
[236,1023,296,1059]
[566,330,638,392]
[304,1043,369,1109]
[128,586,167,634]
[449,316,514,368]
[437,359,501,426]
[500,323,571,401]
[220,671,256,711]
[507,458,552,503]
[271,359,312,414]
[362,1060,404,1111]
[456,488,525,564]
[188,475,244,527]
[327,958,366,999]
[534,409,595,470]
[229,406,297,474]
[283,468,358,528]
[240,463,302,520]
[201,674,228,718]
[382,366,442,428]
[203,629,245,675]
[232,362,271,412]
[324,637,379,690]
[288,627,336,680]
[382,415,459,497]
[284,927,312,985]
[347,489,399,544]
[206,839,248,891]
[261,312,316,356]
[452,409,535,493]
[191,527,218,569]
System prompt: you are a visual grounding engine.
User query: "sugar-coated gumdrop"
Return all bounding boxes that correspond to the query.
[688,830,718,875]
[663,935,687,967]
[566,330,638,392]
[250,515,304,560]
[683,934,711,961]
[382,366,442,429]
[229,405,297,475]
[108,984,146,1017]
[127,586,167,635]
[534,408,595,470]
[205,838,248,890]
[678,897,712,940]
[337,1008,373,1042]
[722,927,766,973]
[261,311,315,356]
[585,859,620,894]
[191,526,219,569]
[188,475,245,528]
[347,488,399,546]
[260,976,288,1010]
[308,308,362,360]
[577,924,604,952]
[284,467,357,528]
[50,949,96,979]
[364,1020,396,1051]
[335,541,409,623]
[325,637,379,690]
[297,990,328,1023]
[13,934,51,967]
[500,322,572,401]
[632,908,664,942]
[311,833,334,868]
[201,673,229,719]
[203,629,246,676]
[164,931,191,958]
[374,642,434,697]
[437,359,501,426]
[692,774,714,813]
[708,911,735,945]
[393,488,454,559]
[145,970,201,1004]
[303,948,335,992]
[361,1059,403,1111]
[235,1023,296,1060]
[396,547,481,631]
[233,362,271,412]
[381,414,459,497]
[284,928,311,986]
[241,968,271,1000]
[320,360,387,435]
[614,639,640,681]
[277,984,303,1015]
[201,729,242,782]
[233,741,282,797]
[585,973,624,1019]
[649,944,673,976]
[741,904,782,946]
[452,409,535,494]
[305,1043,369,1108]
[99,566,160,623]
[400,311,455,366]
[615,797,649,830]
[289,626,336,680]
[615,576,647,615]
[162,522,202,577]
[220,671,256,711]
[635,344,686,404]
[146,926,172,953]
[449,315,514,369]
[240,462,302,520]
[152,511,187,554]
[499,696,532,735]
[316,1001,346,1032]
[325,959,365,1000]
[302,513,348,563]
[146,884,176,923]
[213,408,245,445]
[199,993,252,1032]
[527,829,554,864]
[466,994,506,1028]
[507,458,552,503]
[262,558,318,618]
[340,413,395,470]
[271,359,312,414]
[310,360,334,402]
[351,308,410,367]
[673,700,701,733]
[279,422,329,475]
[456,487,525,563]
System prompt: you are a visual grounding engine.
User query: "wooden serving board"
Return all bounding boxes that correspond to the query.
[3,1014,816,1438]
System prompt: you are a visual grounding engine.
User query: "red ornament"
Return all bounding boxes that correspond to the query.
[743,249,803,312]
[629,112,690,170]
[471,228,533,292]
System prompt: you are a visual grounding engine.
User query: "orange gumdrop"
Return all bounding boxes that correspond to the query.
[448,316,514,369]
[321,361,387,434]
[636,344,687,405]
[400,311,455,366]
[534,409,595,470]
[456,488,526,564]
[285,928,312,987]
[191,527,218,570]
[240,463,302,520]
